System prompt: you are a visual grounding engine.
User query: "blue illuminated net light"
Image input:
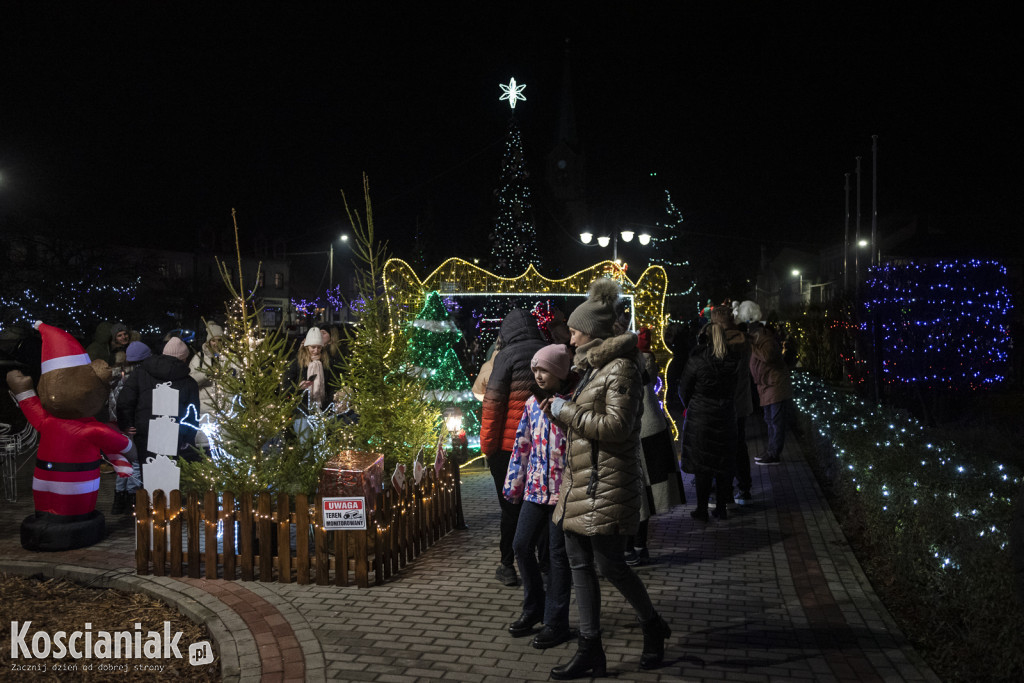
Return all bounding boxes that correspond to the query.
[862,259,1012,390]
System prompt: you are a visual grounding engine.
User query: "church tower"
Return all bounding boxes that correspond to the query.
[545,40,588,237]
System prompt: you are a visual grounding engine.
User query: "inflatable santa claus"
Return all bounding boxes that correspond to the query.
[6,322,135,551]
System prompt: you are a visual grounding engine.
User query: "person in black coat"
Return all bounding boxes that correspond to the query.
[679,318,744,521]
[480,309,547,587]
[117,337,201,465]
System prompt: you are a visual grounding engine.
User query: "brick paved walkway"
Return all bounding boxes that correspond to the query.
[0,417,939,682]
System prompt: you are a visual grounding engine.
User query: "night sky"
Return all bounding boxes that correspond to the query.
[2,5,1021,274]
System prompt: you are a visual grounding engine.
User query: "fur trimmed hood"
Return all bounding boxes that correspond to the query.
[573,332,639,372]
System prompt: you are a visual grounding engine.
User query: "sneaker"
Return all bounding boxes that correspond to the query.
[690,508,709,523]
[734,490,752,506]
[755,455,781,466]
[495,564,518,586]
[711,507,728,521]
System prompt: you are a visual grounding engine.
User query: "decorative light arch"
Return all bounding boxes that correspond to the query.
[383,258,679,435]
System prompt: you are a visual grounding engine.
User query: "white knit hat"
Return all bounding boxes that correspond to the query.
[303,327,323,347]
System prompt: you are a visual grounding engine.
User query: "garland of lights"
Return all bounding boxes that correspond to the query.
[792,372,1020,573]
[383,257,676,432]
[1,278,141,337]
[861,259,1012,390]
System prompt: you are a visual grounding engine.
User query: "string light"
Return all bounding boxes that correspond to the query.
[488,116,540,276]
[383,257,674,429]
[792,372,1020,573]
[406,291,482,440]
[862,259,1012,390]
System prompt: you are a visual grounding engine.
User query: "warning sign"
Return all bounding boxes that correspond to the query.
[322,497,367,530]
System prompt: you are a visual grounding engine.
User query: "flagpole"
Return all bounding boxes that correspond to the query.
[844,172,851,292]
[871,135,879,267]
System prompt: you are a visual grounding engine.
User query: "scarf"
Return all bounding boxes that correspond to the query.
[306,359,325,408]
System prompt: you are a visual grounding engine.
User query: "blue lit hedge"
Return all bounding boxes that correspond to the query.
[862,259,1012,390]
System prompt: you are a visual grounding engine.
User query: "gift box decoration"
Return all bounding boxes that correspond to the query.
[319,450,385,500]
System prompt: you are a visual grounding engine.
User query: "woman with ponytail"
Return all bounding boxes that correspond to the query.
[679,308,747,521]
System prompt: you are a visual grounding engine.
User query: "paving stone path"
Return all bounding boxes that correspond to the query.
[0,418,938,682]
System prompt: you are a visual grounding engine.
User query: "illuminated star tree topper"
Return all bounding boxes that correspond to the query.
[499,77,527,109]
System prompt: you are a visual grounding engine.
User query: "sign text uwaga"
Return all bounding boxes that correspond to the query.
[322,497,367,530]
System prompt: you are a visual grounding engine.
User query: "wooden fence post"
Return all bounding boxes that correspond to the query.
[258,492,273,581]
[380,490,391,581]
[204,491,218,580]
[314,495,328,585]
[186,492,201,578]
[169,490,183,578]
[135,489,151,576]
[240,494,254,581]
[295,493,310,585]
[277,493,291,584]
[152,489,167,577]
[222,491,236,581]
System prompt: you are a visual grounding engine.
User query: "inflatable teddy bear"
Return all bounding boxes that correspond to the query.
[6,322,136,551]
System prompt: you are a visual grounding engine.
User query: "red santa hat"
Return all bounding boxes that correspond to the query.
[34,321,92,375]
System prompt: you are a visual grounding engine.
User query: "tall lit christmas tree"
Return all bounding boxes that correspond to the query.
[408,291,481,439]
[489,77,540,276]
[652,189,699,323]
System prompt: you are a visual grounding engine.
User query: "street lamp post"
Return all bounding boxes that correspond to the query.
[291,234,349,325]
[580,228,652,263]
[444,407,468,530]
[328,234,350,323]
[791,269,804,304]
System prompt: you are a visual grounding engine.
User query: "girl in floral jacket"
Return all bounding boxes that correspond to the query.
[502,344,576,650]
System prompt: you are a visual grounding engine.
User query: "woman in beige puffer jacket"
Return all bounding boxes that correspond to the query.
[545,278,672,680]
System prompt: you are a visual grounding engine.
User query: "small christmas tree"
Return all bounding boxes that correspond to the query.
[180,210,322,495]
[334,175,440,474]
[407,291,482,439]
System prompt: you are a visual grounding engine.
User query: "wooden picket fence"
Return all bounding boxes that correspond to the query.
[134,458,465,586]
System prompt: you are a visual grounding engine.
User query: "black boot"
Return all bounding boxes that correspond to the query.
[111,491,126,515]
[639,613,671,669]
[550,634,606,680]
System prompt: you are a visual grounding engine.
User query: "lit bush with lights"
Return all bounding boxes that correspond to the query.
[794,372,1024,679]
[862,259,1012,390]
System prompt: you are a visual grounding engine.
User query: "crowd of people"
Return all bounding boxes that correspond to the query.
[79,280,793,679]
[83,320,348,514]
[480,280,793,679]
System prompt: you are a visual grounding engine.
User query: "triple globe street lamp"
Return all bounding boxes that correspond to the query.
[580,229,652,262]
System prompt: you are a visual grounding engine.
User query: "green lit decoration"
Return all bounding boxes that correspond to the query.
[407,291,482,443]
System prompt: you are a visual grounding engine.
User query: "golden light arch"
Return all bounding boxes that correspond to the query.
[383,258,679,435]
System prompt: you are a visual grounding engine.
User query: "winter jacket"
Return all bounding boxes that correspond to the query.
[749,325,793,407]
[284,357,337,412]
[639,352,668,438]
[480,310,546,455]
[552,332,644,537]
[726,328,755,418]
[679,327,743,477]
[502,394,569,506]
[471,350,498,402]
[117,354,200,460]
